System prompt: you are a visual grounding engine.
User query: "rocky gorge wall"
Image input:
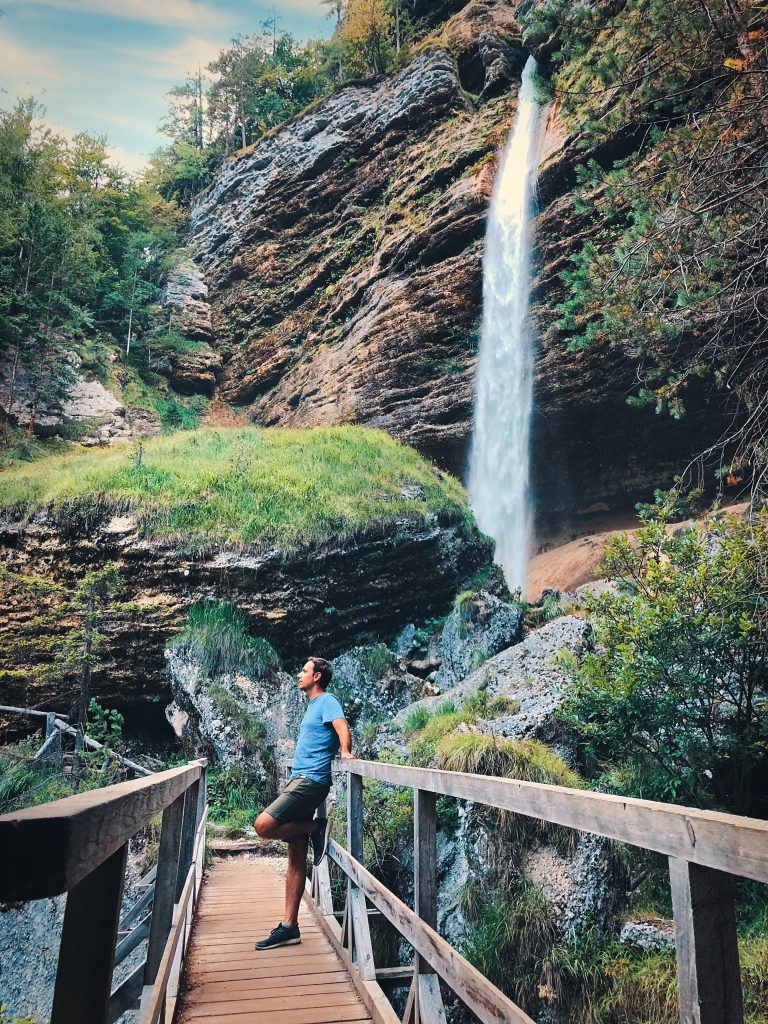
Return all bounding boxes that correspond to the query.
[0,506,487,718]
[186,0,730,541]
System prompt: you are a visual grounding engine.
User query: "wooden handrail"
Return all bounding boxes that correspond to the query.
[0,762,204,900]
[0,760,207,1024]
[329,840,533,1024]
[319,758,766,1024]
[337,758,768,883]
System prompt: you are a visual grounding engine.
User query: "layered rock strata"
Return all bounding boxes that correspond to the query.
[188,0,731,532]
[191,6,524,474]
[0,509,489,714]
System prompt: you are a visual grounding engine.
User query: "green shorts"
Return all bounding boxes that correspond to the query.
[263,775,330,825]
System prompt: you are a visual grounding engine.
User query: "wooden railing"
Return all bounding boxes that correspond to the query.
[307,758,768,1024]
[0,760,207,1024]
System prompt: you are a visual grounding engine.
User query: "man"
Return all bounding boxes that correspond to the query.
[253,655,353,950]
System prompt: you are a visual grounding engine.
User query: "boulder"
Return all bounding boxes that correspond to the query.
[392,614,591,744]
[330,644,423,728]
[165,644,303,784]
[436,590,523,688]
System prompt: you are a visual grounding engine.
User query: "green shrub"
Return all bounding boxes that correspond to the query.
[461,883,558,1008]
[207,764,268,826]
[562,506,768,816]
[403,706,429,735]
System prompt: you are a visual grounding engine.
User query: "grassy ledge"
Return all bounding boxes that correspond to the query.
[0,425,473,550]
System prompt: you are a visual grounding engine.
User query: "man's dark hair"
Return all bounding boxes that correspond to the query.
[309,656,333,689]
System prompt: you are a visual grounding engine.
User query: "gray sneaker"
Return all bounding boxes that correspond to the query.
[255,922,301,950]
[310,817,328,866]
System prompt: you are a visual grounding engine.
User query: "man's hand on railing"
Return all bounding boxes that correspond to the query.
[340,751,354,760]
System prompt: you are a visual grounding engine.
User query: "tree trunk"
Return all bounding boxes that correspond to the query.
[126,262,138,356]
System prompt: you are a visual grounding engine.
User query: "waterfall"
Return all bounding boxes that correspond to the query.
[469,56,549,594]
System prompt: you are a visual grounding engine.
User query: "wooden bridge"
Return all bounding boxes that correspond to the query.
[1,757,767,1024]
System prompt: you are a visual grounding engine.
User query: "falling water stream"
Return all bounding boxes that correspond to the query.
[469,56,549,593]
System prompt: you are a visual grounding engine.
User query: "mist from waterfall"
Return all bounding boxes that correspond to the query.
[469,56,549,594]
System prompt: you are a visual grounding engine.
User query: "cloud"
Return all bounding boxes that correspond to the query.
[0,33,66,85]
[116,34,226,81]
[108,142,152,175]
[6,0,231,31]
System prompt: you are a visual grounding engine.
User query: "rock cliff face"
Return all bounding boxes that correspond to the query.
[190,7,523,477]
[187,0,728,538]
[0,508,488,715]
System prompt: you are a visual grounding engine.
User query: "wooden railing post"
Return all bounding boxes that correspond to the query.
[669,857,744,1024]
[142,790,185,1004]
[176,779,200,900]
[164,779,201,1013]
[51,842,128,1024]
[411,788,447,1024]
[348,771,375,980]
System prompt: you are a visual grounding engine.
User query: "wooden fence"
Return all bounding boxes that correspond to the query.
[0,760,207,1024]
[309,758,768,1024]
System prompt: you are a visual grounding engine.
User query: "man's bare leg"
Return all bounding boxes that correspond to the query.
[254,812,318,928]
[284,836,309,927]
[253,811,317,843]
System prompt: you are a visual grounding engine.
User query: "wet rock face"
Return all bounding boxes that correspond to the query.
[188,0,730,530]
[0,511,489,711]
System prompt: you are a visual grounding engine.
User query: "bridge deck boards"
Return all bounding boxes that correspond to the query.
[177,857,373,1024]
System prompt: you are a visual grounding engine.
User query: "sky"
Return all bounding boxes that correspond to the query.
[0,0,331,173]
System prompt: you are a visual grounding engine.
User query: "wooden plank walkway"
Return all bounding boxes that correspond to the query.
[177,856,373,1024]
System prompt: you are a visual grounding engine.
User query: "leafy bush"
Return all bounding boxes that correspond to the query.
[562,506,768,815]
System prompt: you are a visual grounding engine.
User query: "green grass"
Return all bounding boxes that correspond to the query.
[436,732,585,790]
[403,692,522,765]
[0,425,473,550]
[461,882,558,1009]
[172,601,279,678]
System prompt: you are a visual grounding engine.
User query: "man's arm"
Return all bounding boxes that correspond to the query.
[331,718,353,759]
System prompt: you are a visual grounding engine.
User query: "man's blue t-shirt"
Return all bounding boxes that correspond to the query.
[291,691,346,786]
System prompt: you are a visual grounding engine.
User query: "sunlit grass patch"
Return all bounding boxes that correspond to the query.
[0,425,473,550]
[436,732,584,789]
